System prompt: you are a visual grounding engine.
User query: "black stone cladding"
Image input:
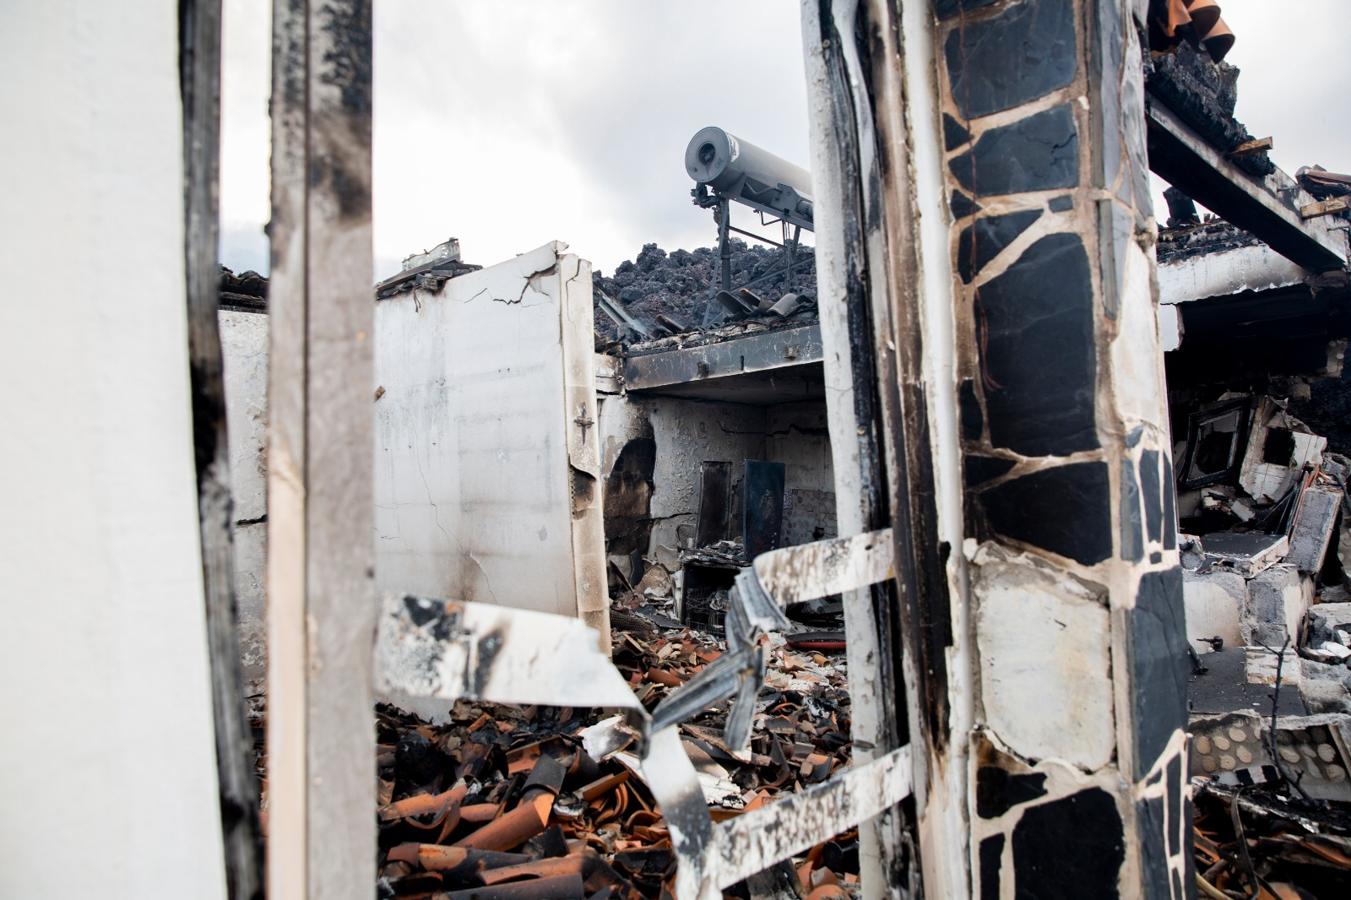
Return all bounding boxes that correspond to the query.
[943,0,1077,120]
[1120,456,1145,563]
[977,766,1049,819]
[950,190,982,220]
[957,208,1042,283]
[976,461,1113,566]
[1140,448,1164,546]
[979,834,1004,900]
[949,104,1081,197]
[963,455,1016,488]
[1011,788,1125,899]
[975,232,1098,456]
[1129,568,1189,779]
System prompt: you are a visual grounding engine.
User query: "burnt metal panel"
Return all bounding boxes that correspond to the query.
[742,460,786,558]
[694,460,734,546]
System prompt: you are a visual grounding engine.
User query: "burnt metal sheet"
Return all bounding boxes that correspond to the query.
[622,324,823,393]
[694,461,734,546]
[742,460,786,558]
[374,595,643,713]
[752,528,895,607]
[375,521,907,900]
[711,745,913,890]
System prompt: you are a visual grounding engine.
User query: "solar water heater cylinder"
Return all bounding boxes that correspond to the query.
[685,126,813,205]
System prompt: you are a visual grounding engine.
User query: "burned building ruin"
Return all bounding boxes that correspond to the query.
[11,1,1351,899]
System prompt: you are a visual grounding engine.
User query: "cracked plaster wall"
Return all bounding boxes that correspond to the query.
[373,242,605,622]
[933,1,1188,896]
[220,309,269,699]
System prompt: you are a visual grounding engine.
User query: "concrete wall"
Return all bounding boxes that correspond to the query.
[767,401,837,546]
[374,242,607,631]
[1159,241,1307,307]
[599,395,765,565]
[1183,569,1246,652]
[0,3,228,896]
[221,309,269,698]
[597,393,836,571]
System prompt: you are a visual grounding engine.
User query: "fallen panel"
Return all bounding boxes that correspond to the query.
[374,594,641,714]
[1201,531,1289,578]
[711,746,912,890]
[1286,484,1343,574]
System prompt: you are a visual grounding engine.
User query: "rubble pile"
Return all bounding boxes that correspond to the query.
[592,241,817,343]
[369,620,853,899]
[1180,392,1350,694]
[1180,387,1351,893]
[1192,778,1351,898]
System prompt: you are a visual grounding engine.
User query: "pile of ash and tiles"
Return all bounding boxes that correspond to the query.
[1190,774,1351,898]
[373,616,854,899]
[1177,386,1351,892]
[591,241,818,349]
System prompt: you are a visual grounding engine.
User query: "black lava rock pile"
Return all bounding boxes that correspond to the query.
[592,240,817,343]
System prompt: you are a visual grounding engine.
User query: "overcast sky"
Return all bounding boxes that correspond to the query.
[219,0,1351,280]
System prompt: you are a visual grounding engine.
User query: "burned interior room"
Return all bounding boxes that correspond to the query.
[10,2,1351,899]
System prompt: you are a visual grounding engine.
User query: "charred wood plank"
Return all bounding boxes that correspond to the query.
[1147,100,1347,272]
[179,1,263,896]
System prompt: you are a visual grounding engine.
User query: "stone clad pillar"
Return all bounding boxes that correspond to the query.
[934,1,1189,896]
[804,0,1191,895]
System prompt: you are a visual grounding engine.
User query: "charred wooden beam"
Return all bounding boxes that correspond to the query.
[178,1,264,896]
[1147,100,1348,272]
[266,1,376,897]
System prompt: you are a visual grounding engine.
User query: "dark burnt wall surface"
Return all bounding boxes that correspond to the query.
[1291,355,1351,455]
[936,1,1188,896]
[596,394,836,578]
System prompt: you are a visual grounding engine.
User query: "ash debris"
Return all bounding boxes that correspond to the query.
[1145,36,1275,178]
[592,240,817,344]
[1156,217,1265,264]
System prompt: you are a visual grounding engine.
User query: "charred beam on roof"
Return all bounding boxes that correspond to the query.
[1147,100,1349,272]
[622,323,823,393]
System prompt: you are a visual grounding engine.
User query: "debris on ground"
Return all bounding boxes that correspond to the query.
[356,616,854,898]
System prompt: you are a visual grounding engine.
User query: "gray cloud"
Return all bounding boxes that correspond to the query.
[222,0,1351,280]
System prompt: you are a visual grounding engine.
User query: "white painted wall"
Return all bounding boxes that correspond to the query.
[374,242,607,626]
[1183,569,1246,652]
[221,309,269,697]
[0,4,228,897]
